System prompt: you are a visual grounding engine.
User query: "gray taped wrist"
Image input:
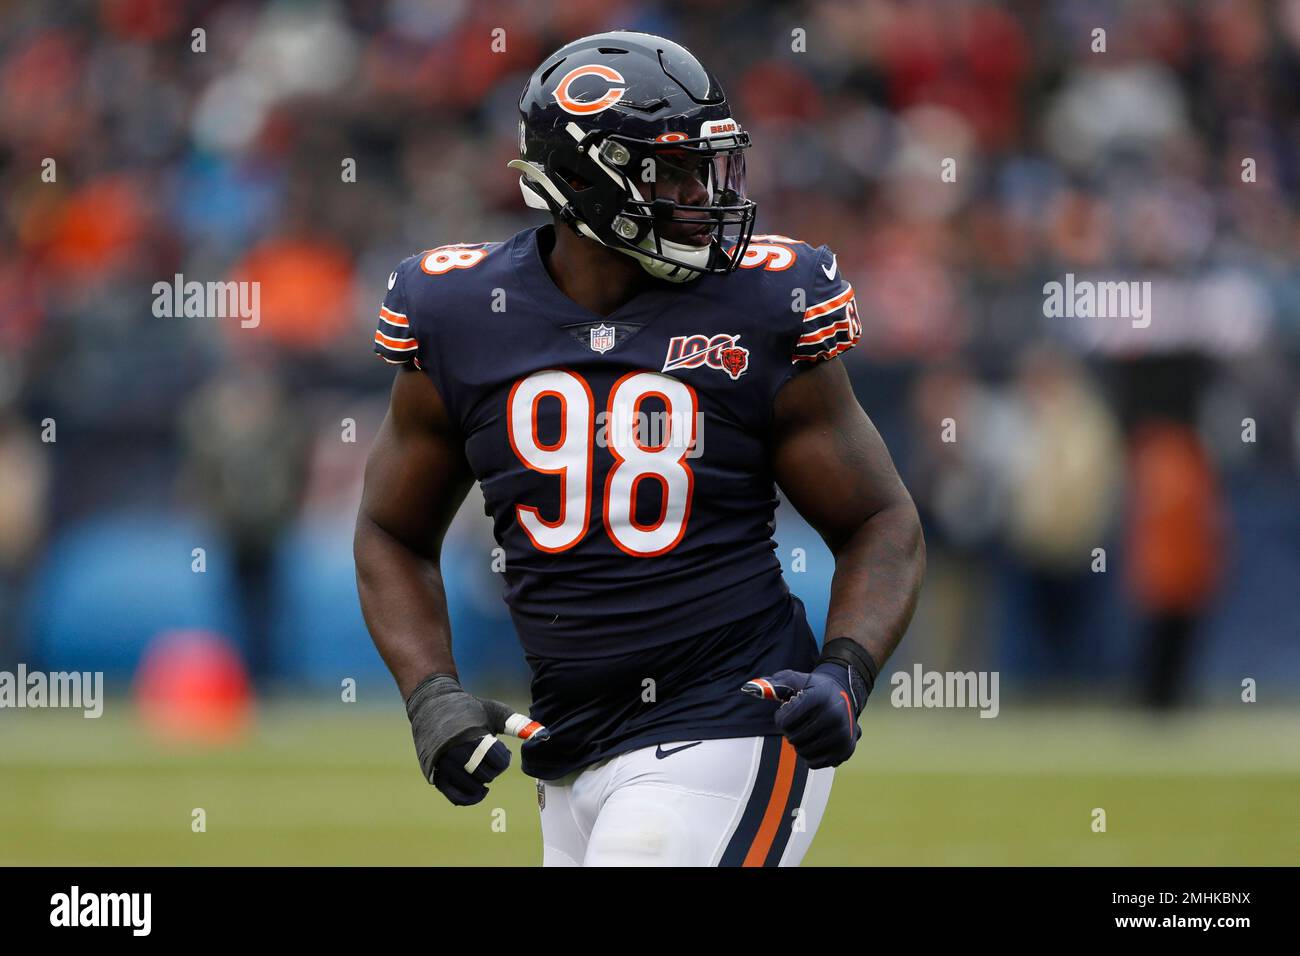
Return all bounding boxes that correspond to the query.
[404,672,461,718]
[405,673,486,779]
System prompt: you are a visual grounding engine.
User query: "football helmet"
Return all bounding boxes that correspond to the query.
[511,31,757,282]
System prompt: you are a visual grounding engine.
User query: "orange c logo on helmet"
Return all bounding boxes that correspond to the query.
[554,65,626,115]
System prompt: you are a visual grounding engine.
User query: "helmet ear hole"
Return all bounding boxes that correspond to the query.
[552,162,593,192]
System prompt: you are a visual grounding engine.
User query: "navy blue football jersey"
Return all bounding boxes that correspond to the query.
[373,225,861,778]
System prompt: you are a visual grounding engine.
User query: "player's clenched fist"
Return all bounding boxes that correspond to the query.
[405,673,549,806]
[743,657,874,769]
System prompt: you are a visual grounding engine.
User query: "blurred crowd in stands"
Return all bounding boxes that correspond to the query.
[1,0,1297,705]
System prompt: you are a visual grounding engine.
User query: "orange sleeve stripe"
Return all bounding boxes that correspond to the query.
[802,285,854,322]
[792,336,858,362]
[742,738,798,866]
[374,330,417,350]
[796,317,855,346]
[379,306,409,326]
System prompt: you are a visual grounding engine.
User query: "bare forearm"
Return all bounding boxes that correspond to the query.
[354,515,459,698]
[823,500,926,671]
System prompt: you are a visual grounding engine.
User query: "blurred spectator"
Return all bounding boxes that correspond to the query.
[0,407,49,661]
[1004,347,1122,677]
[1124,420,1226,708]
[177,364,310,679]
[904,361,1014,670]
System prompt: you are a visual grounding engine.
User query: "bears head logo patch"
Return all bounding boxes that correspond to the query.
[720,346,749,380]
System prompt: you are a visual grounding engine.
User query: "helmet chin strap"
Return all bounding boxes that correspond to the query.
[619,236,709,283]
[508,156,711,283]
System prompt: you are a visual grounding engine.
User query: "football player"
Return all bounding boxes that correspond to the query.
[355,31,925,866]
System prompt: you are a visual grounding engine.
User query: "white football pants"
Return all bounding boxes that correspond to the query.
[536,735,835,866]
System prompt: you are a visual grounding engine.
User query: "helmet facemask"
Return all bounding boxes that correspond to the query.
[598,130,756,282]
[511,122,757,283]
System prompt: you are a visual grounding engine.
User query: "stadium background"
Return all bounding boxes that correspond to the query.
[1,0,1297,864]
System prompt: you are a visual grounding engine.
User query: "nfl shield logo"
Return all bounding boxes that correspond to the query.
[589,323,616,354]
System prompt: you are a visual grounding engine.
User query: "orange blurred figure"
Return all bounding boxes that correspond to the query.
[43,176,149,277]
[228,237,356,351]
[1124,421,1227,707]
[1126,421,1225,614]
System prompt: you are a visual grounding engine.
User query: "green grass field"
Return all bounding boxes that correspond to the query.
[2,702,1298,865]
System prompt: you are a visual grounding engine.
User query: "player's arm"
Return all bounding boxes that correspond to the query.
[746,356,924,769]
[355,365,546,805]
[771,356,925,672]
[354,364,472,699]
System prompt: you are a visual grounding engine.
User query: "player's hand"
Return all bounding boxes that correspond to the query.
[405,673,549,806]
[741,662,870,769]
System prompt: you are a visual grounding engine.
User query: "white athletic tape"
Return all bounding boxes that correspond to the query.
[463,734,498,774]
[503,713,532,737]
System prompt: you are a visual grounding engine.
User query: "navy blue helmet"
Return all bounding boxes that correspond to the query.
[510,31,757,282]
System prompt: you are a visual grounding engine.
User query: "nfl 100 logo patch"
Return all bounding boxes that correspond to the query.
[589,323,616,353]
[661,332,749,380]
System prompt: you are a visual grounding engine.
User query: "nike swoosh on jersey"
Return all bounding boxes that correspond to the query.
[821,254,837,281]
[654,741,704,759]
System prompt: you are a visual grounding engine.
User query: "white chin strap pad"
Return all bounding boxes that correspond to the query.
[509,159,566,212]
[619,236,710,283]
[517,178,551,211]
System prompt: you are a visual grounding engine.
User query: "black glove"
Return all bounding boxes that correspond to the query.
[741,638,877,769]
[405,673,549,806]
